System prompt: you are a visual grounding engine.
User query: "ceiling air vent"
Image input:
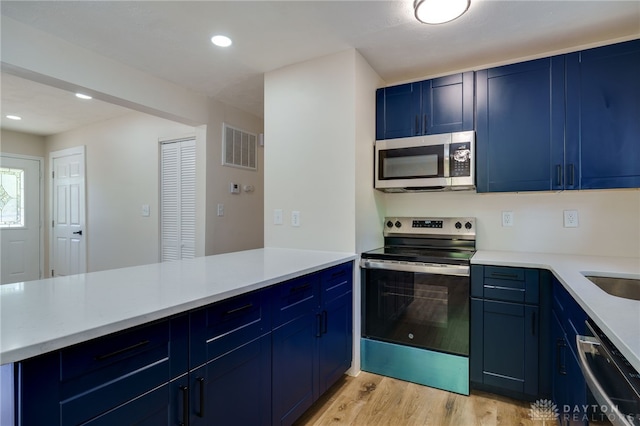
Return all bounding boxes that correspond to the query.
[222,123,257,170]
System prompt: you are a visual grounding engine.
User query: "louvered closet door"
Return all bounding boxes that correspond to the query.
[160,139,196,262]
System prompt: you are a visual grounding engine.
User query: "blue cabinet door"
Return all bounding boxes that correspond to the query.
[376,73,474,140]
[190,334,271,426]
[272,313,318,426]
[477,299,539,396]
[318,289,352,395]
[476,57,565,192]
[426,72,474,134]
[566,39,640,190]
[378,82,422,139]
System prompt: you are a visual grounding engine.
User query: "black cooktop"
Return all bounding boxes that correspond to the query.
[361,246,475,266]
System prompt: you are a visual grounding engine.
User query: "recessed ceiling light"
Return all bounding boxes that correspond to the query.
[211,35,232,47]
[75,93,92,100]
[6,115,22,120]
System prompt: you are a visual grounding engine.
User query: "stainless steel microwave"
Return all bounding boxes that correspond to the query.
[374,131,475,192]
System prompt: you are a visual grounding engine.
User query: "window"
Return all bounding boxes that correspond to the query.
[0,167,24,228]
[223,123,257,170]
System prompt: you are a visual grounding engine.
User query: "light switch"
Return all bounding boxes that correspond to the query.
[141,204,150,217]
[217,203,224,217]
[274,209,283,225]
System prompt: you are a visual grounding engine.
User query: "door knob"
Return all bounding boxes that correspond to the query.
[73,230,83,236]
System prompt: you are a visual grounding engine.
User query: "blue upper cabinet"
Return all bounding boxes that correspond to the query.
[376,71,474,140]
[476,57,565,193]
[566,39,640,190]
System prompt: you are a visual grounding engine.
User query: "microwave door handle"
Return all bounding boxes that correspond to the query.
[576,335,634,426]
[444,143,450,178]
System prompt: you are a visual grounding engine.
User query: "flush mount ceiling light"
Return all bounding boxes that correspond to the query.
[414,0,470,24]
[6,115,22,120]
[75,93,92,100]
[211,35,232,47]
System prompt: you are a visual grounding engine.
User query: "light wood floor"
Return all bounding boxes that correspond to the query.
[294,372,536,426]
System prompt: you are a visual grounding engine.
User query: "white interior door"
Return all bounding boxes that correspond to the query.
[161,139,196,261]
[0,155,42,284]
[51,147,86,277]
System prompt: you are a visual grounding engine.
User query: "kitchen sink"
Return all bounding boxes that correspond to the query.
[584,275,640,301]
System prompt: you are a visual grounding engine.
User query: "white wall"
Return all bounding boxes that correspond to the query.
[46,111,201,273]
[355,53,386,255]
[205,98,264,255]
[264,50,359,252]
[0,130,46,158]
[265,49,384,376]
[383,189,640,258]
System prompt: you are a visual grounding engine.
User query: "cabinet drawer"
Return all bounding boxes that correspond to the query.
[272,273,320,327]
[473,266,539,304]
[60,320,172,395]
[190,288,270,367]
[321,262,353,304]
[484,266,525,281]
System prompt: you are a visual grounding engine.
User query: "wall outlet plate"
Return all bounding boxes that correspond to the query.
[502,211,514,227]
[291,211,301,227]
[274,209,283,225]
[564,210,579,228]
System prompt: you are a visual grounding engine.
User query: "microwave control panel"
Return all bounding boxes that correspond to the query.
[450,142,472,177]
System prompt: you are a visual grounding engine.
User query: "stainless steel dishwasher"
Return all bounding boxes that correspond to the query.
[577,320,640,426]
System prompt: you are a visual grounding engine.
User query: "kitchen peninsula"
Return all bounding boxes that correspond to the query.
[0,248,357,425]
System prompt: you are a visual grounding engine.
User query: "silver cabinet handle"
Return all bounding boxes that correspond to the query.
[576,335,634,426]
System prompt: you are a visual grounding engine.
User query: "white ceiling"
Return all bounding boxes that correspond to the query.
[1,0,639,136]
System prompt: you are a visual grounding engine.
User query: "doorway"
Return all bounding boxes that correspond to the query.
[50,146,86,277]
[0,154,43,284]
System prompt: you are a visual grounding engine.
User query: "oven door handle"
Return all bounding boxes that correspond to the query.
[576,334,634,426]
[360,259,469,276]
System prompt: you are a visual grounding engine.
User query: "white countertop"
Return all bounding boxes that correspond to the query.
[0,248,357,365]
[472,250,640,372]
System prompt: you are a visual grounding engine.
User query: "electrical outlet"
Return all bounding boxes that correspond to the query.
[502,211,514,227]
[274,209,283,225]
[217,203,224,217]
[564,210,579,228]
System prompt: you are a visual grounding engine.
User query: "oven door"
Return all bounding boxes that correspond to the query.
[361,260,469,356]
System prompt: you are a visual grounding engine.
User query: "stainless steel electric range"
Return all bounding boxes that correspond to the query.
[360,217,476,395]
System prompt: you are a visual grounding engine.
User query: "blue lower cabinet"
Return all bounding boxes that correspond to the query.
[272,313,318,426]
[471,298,539,397]
[14,262,354,426]
[272,262,354,426]
[18,315,187,426]
[82,375,189,426]
[190,334,272,426]
[470,265,547,400]
[318,289,353,395]
[551,279,588,425]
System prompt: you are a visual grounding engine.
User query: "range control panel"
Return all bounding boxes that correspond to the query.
[383,217,476,237]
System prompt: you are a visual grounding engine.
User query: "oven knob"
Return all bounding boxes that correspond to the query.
[386,220,394,228]
[455,221,462,229]
[465,221,473,230]
[395,221,402,228]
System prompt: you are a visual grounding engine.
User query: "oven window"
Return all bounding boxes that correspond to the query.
[378,145,444,180]
[363,269,469,356]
